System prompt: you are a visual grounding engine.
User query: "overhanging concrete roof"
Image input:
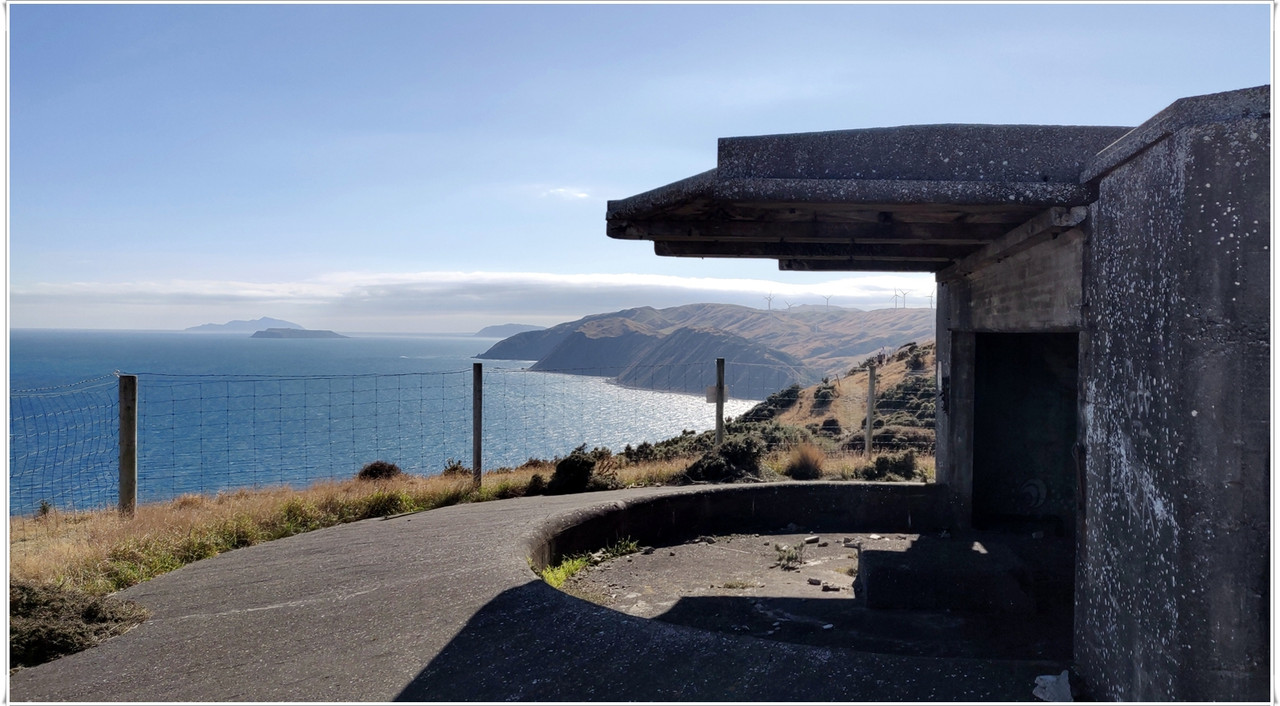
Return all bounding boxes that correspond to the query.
[607,85,1269,274]
[606,124,1131,273]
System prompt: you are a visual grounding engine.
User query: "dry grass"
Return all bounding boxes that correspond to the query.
[783,443,825,480]
[10,459,692,595]
[9,444,938,671]
[9,446,929,596]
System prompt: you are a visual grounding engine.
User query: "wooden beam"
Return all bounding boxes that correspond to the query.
[779,258,944,273]
[936,206,1088,281]
[654,240,978,261]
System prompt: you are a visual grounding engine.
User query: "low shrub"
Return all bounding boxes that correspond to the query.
[811,380,839,411]
[773,542,807,571]
[738,384,803,422]
[681,435,765,483]
[356,460,403,481]
[439,459,472,478]
[525,473,547,496]
[546,446,595,495]
[861,450,918,481]
[622,441,658,464]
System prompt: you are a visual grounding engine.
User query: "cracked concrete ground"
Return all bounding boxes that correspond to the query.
[565,530,1074,661]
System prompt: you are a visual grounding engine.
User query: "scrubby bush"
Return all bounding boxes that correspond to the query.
[356,460,403,481]
[861,450,918,481]
[819,418,842,438]
[738,384,803,422]
[525,473,547,496]
[784,443,824,480]
[546,446,596,495]
[812,381,839,411]
[622,441,658,464]
[439,459,472,477]
[907,350,928,371]
[681,435,766,484]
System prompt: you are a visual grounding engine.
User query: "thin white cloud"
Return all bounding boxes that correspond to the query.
[10,270,937,332]
[540,187,591,200]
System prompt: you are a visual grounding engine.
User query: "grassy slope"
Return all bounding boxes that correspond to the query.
[772,340,937,437]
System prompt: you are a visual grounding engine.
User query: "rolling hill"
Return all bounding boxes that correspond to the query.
[479,303,934,398]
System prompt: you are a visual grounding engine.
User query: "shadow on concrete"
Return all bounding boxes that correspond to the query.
[397,578,1069,702]
[653,593,1071,661]
[394,579,793,702]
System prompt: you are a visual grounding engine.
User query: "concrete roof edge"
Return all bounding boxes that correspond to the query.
[713,177,1093,207]
[605,169,717,221]
[1081,85,1271,184]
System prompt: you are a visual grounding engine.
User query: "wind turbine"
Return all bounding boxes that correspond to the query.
[822,294,833,311]
[763,293,774,311]
[897,289,912,309]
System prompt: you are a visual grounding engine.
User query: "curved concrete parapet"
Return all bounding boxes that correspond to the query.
[524,481,951,571]
[11,483,1058,703]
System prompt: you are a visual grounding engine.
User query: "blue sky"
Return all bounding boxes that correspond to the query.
[8,3,1273,332]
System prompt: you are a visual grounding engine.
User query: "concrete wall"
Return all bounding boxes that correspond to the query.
[1077,112,1270,701]
[935,221,1086,527]
[528,482,951,570]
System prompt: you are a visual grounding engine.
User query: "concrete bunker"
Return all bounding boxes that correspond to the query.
[605,86,1270,701]
[526,482,1074,663]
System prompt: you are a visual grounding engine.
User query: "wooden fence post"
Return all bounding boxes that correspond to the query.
[715,358,726,446]
[865,364,876,457]
[118,374,138,517]
[472,363,482,486]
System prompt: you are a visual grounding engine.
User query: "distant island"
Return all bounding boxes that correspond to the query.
[185,317,303,333]
[474,323,545,338]
[251,328,348,339]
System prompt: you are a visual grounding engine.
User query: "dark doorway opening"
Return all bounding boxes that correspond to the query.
[972,333,1079,537]
[971,332,1079,659]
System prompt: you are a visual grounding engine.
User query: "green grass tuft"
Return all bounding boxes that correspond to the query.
[539,556,590,588]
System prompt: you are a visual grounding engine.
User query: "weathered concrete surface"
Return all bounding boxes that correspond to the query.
[10,484,1067,702]
[718,124,1131,183]
[1079,97,1270,701]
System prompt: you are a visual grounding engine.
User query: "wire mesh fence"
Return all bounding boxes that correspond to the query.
[132,370,475,505]
[9,358,939,517]
[9,362,791,515]
[10,375,120,515]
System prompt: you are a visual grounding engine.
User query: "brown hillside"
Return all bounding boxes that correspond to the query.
[771,341,937,449]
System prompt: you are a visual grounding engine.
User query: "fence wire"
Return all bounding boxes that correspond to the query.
[10,375,120,514]
[10,362,801,515]
[134,370,473,504]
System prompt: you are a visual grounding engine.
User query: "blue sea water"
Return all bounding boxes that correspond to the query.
[9,330,759,514]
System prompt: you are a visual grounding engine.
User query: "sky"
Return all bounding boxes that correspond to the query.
[7,3,1273,333]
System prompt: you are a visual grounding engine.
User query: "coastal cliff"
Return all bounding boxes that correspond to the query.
[480,303,933,398]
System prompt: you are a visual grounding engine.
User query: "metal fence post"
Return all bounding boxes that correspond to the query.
[714,358,726,446]
[865,364,876,457]
[472,363,482,486]
[118,374,138,517]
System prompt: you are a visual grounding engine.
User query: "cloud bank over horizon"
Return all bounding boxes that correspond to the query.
[11,270,939,333]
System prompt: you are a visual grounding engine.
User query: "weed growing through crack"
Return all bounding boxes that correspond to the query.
[721,580,757,589]
[539,556,591,588]
[538,537,641,588]
[773,542,807,570]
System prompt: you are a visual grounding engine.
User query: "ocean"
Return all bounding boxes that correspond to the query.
[9,329,760,514]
